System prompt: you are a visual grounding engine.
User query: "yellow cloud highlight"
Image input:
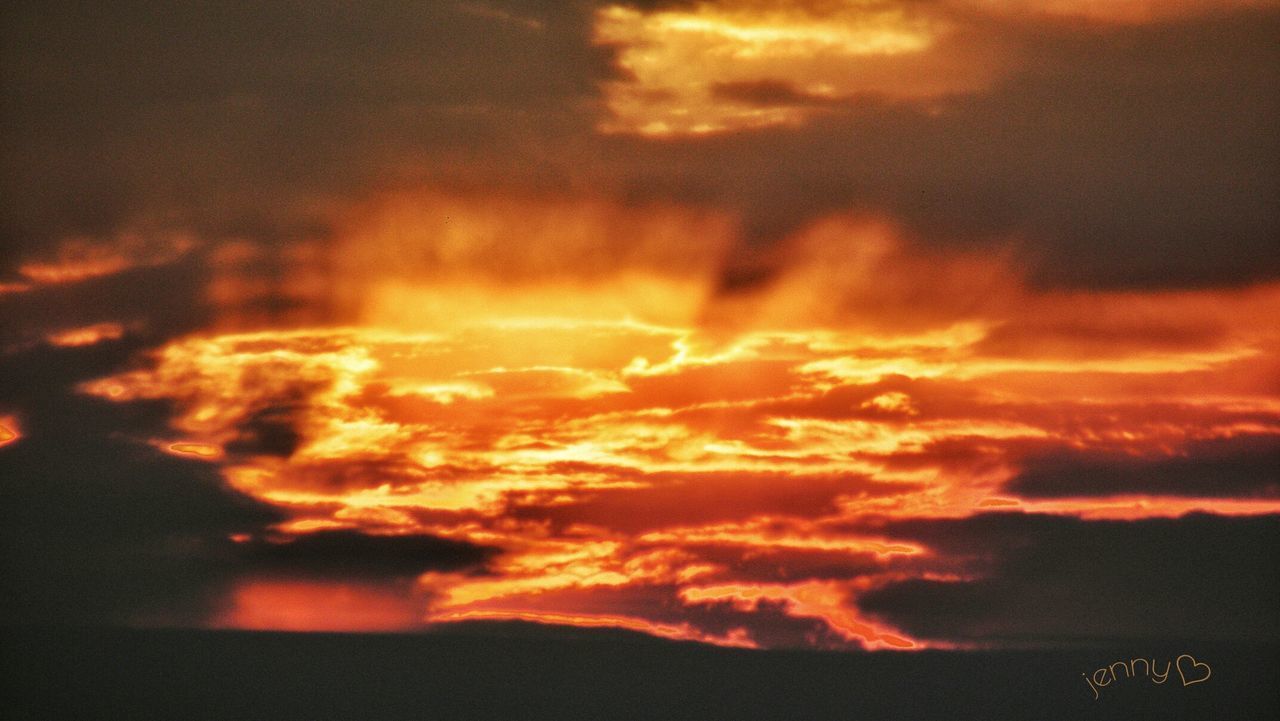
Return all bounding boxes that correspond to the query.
[591,0,1275,135]
[164,441,223,460]
[46,323,127,348]
[594,1,997,135]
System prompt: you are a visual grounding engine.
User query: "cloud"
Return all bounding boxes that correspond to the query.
[0,306,303,626]
[235,529,497,579]
[3,0,1279,646]
[597,7,1280,292]
[858,512,1280,643]
[221,404,306,458]
[592,0,995,135]
[709,79,848,107]
[45,322,128,348]
[0,256,212,351]
[1006,434,1280,498]
[4,2,1277,297]
[0,0,607,272]
[509,468,918,533]
[0,351,282,624]
[212,578,428,632]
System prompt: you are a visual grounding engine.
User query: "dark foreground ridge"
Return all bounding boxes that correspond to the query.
[3,625,1277,721]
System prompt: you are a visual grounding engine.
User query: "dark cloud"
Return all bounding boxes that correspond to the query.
[0,410,282,625]
[858,512,1280,643]
[681,545,889,584]
[1005,434,1280,498]
[0,257,211,347]
[0,0,609,271]
[0,328,281,624]
[223,404,305,458]
[237,529,497,579]
[263,458,445,494]
[4,3,1276,294]
[710,80,846,108]
[441,582,860,649]
[974,317,1231,358]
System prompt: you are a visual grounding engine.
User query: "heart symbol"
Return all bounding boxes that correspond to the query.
[1176,654,1212,686]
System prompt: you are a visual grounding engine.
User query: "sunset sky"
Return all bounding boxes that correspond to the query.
[2,0,1278,653]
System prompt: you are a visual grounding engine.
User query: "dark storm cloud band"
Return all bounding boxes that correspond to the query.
[1006,435,1280,498]
[3,2,1277,292]
[858,512,1280,643]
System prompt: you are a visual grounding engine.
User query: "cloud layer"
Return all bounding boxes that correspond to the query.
[2,0,1278,648]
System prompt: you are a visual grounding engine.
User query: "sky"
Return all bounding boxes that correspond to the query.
[1,0,1278,651]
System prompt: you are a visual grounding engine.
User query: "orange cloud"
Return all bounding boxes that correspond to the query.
[591,0,1279,136]
[594,1,1001,135]
[213,579,424,632]
[46,322,126,348]
[329,191,736,330]
[163,441,224,460]
[77,198,1280,645]
[968,0,1278,23]
[0,415,20,448]
[11,233,193,288]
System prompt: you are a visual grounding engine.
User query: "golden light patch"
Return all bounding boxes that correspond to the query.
[329,191,735,331]
[0,416,20,448]
[213,580,424,632]
[16,234,193,286]
[164,441,224,460]
[591,0,1272,136]
[0,282,34,296]
[593,1,996,135]
[47,323,126,348]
